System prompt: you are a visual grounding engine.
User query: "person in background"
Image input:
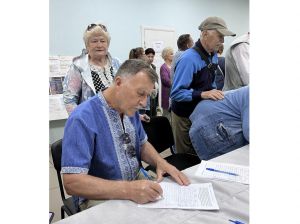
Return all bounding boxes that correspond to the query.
[189,86,249,160]
[63,23,121,115]
[215,43,225,90]
[129,47,153,121]
[160,47,174,120]
[129,47,147,61]
[61,59,190,211]
[223,32,249,91]
[170,16,236,154]
[170,34,194,83]
[145,48,156,71]
[145,48,158,117]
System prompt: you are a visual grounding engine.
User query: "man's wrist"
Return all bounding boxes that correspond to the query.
[156,157,167,169]
[192,90,202,100]
[121,181,132,200]
[200,91,206,99]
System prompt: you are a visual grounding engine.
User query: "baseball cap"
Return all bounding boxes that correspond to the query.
[198,16,236,36]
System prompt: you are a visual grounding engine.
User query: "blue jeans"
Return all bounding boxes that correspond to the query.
[189,86,249,160]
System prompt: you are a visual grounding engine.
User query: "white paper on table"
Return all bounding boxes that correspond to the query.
[195,161,249,185]
[138,182,219,210]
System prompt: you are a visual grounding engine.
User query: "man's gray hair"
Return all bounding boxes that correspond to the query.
[115,59,158,84]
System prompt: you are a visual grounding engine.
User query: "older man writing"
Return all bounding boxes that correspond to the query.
[61,59,190,211]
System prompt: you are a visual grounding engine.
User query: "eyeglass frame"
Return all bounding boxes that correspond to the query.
[120,133,136,158]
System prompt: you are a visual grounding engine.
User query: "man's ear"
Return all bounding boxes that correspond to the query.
[114,76,122,87]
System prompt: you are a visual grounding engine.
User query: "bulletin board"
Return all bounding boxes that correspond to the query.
[49,56,73,121]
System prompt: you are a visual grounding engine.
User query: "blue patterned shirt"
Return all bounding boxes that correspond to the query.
[61,92,148,205]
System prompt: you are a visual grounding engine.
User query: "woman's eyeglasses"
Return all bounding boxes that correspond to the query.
[86,23,107,32]
[120,133,136,158]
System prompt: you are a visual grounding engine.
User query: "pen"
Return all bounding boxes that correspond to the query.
[156,194,164,200]
[140,167,152,180]
[229,219,245,224]
[206,168,238,176]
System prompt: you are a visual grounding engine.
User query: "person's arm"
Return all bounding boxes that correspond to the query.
[160,64,171,88]
[170,56,195,102]
[141,141,190,185]
[62,173,163,204]
[232,43,249,85]
[171,53,224,102]
[63,64,83,114]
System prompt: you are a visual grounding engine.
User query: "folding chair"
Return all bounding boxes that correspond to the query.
[51,139,78,219]
[142,116,201,173]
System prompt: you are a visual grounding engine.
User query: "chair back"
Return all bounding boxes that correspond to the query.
[142,116,175,154]
[51,139,66,201]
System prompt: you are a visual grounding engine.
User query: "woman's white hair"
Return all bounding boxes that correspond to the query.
[83,25,111,48]
[161,47,173,61]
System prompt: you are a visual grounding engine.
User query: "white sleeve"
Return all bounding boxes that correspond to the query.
[232,43,249,85]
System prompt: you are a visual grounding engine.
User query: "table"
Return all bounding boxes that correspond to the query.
[54,145,249,224]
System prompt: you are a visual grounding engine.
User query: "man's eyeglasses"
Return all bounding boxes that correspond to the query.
[86,23,108,32]
[120,133,136,158]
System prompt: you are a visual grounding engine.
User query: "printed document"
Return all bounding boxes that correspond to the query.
[138,182,219,210]
[195,161,249,184]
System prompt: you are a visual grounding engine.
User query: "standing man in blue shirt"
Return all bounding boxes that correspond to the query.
[170,17,236,154]
[61,59,190,211]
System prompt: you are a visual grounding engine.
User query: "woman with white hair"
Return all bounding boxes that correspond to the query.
[63,23,121,114]
[160,47,174,119]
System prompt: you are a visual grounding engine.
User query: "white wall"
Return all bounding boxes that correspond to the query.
[50,0,249,61]
[49,0,249,143]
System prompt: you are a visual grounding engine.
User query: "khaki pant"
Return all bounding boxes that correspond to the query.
[171,111,196,154]
[79,169,153,211]
[162,109,171,122]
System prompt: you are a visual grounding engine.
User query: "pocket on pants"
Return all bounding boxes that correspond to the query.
[190,116,245,160]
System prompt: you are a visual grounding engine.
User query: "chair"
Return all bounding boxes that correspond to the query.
[142,116,201,173]
[51,139,78,219]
